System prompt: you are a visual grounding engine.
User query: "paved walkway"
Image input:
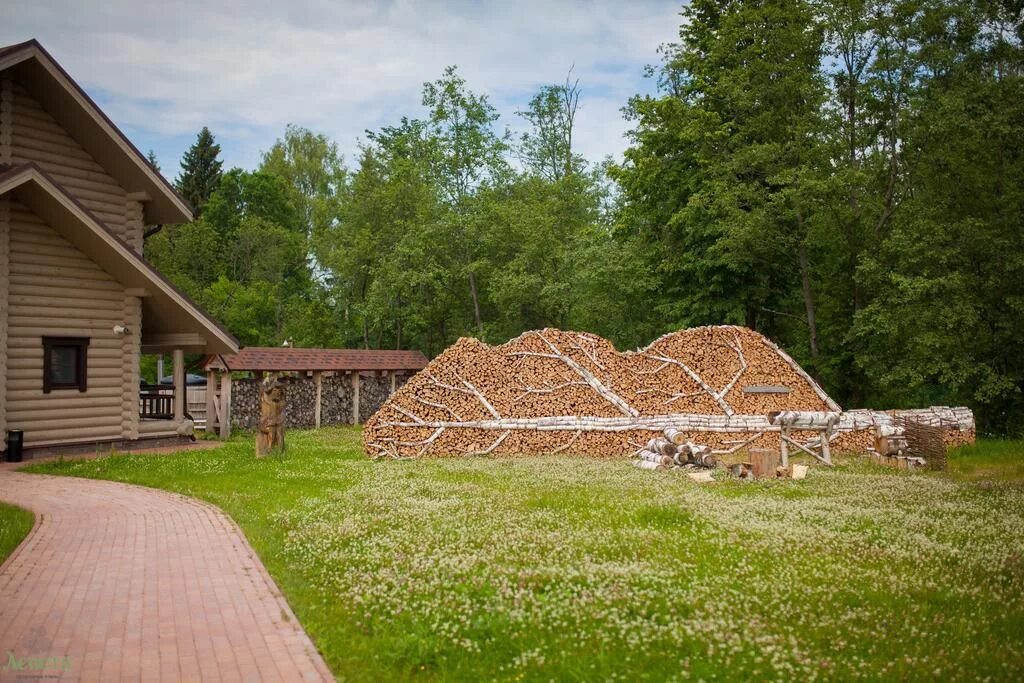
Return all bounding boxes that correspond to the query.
[0,467,334,682]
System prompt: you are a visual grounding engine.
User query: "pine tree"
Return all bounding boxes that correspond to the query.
[175,127,224,213]
[146,149,161,173]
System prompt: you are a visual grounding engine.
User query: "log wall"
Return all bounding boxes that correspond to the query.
[8,80,130,244]
[0,197,9,443]
[3,199,138,447]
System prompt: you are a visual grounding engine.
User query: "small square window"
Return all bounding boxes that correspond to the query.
[42,337,89,393]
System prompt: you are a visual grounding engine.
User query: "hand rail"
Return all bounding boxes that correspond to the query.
[140,386,174,420]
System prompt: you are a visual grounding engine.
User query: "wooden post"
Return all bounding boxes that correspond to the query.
[389,370,397,395]
[219,373,232,439]
[205,370,218,433]
[351,371,360,425]
[313,371,323,429]
[779,426,790,467]
[172,348,185,423]
[820,427,832,465]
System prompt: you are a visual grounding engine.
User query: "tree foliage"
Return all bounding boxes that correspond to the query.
[612,0,1024,433]
[150,2,1023,433]
[175,126,224,213]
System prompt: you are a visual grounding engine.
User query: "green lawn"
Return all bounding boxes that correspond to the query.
[21,431,1024,681]
[0,500,33,567]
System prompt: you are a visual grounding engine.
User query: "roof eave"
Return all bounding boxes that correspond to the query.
[0,163,236,354]
[0,40,194,224]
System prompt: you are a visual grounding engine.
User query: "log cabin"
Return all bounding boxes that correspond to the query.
[0,39,238,457]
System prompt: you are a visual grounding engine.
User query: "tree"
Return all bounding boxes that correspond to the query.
[176,127,224,213]
[421,66,510,337]
[612,0,828,359]
[260,124,347,245]
[516,70,585,180]
[146,149,161,173]
[852,0,1024,433]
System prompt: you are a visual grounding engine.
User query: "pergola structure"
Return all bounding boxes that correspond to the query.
[203,347,428,439]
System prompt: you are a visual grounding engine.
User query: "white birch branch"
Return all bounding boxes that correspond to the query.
[509,331,638,417]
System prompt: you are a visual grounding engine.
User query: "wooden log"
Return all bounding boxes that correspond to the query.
[634,459,664,471]
[313,371,323,429]
[646,437,677,456]
[729,463,754,479]
[351,371,360,425]
[219,373,232,439]
[664,427,687,445]
[364,323,974,458]
[638,450,674,467]
[749,448,780,479]
[768,411,840,429]
[696,452,718,468]
[205,371,218,433]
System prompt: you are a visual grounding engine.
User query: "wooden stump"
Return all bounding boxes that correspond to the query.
[749,448,780,479]
[256,374,286,457]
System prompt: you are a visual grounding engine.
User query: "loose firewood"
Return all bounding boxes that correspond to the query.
[637,450,674,467]
[696,452,718,468]
[634,459,665,471]
[729,463,754,479]
[664,428,687,446]
[788,464,809,480]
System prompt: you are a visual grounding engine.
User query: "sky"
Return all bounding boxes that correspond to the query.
[2,1,684,177]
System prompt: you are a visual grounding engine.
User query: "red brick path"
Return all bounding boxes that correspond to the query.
[0,469,334,682]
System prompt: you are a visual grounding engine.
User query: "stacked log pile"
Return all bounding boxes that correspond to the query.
[231,376,320,429]
[359,376,393,423]
[633,431,718,471]
[319,375,354,425]
[867,416,951,471]
[363,326,975,459]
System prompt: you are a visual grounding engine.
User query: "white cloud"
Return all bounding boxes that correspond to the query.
[2,0,682,169]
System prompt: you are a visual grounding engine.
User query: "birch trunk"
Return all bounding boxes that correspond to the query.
[798,243,819,363]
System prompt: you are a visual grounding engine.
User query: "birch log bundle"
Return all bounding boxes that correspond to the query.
[363,326,975,459]
[633,432,717,472]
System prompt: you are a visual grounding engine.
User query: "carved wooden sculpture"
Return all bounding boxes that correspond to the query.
[256,373,286,457]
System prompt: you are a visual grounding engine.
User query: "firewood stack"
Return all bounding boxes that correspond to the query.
[362,326,975,459]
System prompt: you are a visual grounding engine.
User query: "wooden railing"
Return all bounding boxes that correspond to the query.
[139,385,173,420]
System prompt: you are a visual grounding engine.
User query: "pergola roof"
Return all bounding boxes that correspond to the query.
[204,347,429,373]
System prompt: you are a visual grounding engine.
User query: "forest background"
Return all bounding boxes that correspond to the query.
[145,0,1024,434]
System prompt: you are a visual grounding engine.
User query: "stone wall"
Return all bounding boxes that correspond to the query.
[230,373,409,431]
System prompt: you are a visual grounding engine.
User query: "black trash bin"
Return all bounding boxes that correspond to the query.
[5,430,24,463]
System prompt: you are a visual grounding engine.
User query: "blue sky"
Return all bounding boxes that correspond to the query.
[3,1,685,177]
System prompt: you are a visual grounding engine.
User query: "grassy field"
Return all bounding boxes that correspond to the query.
[21,431,1024,681]
[0,500,34,567]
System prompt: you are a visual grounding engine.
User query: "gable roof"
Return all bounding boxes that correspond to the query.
[0,162,237,354]
[0,39,193,224]
[205,347,429,373]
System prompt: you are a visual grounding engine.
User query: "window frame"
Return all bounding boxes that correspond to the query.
[42,337,90,393]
